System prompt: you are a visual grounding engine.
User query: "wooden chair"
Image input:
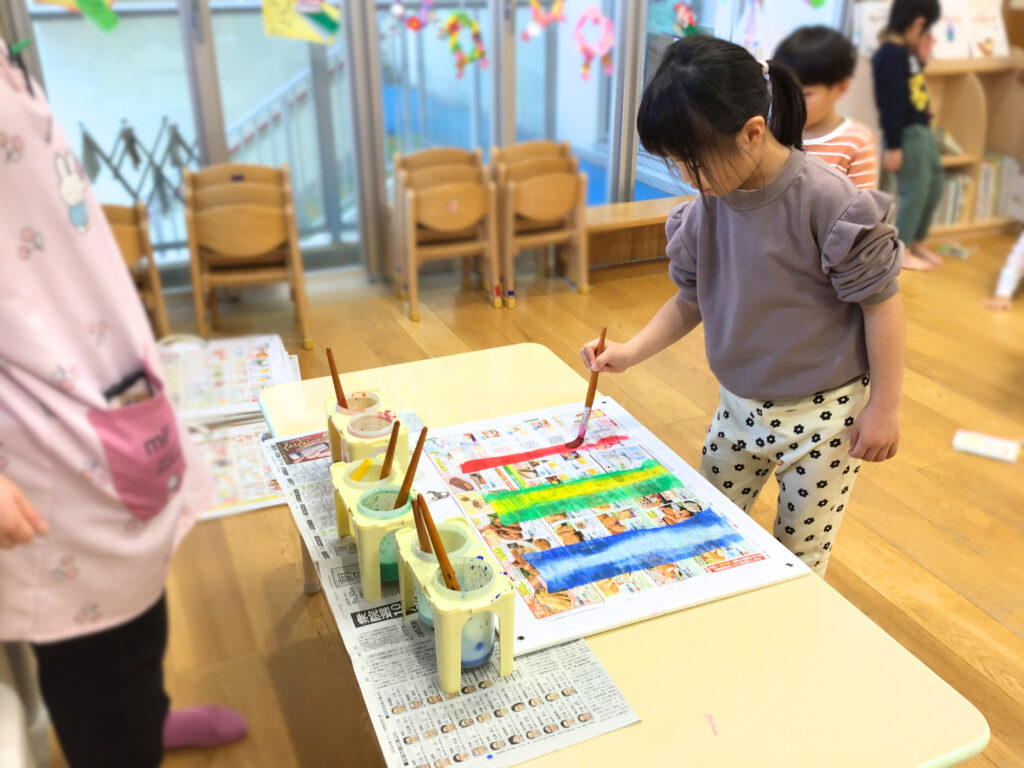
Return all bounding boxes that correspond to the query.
[495,155,588,307]
[102,202,170,338]
[490,140,570,171]
[402,167,500,322]
[183,164,313,349]
[390,148,482,296]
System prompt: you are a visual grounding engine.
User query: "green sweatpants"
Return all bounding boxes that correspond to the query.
[893,124,944,243]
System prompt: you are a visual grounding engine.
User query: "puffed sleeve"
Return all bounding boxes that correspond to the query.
[665,200,698,304]
[822,189,902,305]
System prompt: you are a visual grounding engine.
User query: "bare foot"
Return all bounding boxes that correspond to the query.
[902,252,936,272]
[984,296,1012,311]
[910,243,943,266]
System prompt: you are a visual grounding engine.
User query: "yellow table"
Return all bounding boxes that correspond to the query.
[260,343,989,767]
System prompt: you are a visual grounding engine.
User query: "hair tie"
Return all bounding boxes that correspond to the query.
[760,59,770,78]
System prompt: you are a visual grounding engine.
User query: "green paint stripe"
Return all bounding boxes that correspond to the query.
[303,10,340,33]
[485,459,665,514]
[498,472,684,525]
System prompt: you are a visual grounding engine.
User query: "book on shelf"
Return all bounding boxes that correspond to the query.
[933,128,964,156]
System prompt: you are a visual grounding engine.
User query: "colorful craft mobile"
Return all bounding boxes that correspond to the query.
[521,0,565,42]
[35,0,119,31]
[443,11,488,79]
[805,0,826,7]
[390,0,433,32]
[672,2,698,36]
[574,7,614,81]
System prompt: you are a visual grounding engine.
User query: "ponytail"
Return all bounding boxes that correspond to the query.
[765,59,805,151]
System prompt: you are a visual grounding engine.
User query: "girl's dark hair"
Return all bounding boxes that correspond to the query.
[773,25,857,87]
[637,35,805,193]
[886,0,940,34]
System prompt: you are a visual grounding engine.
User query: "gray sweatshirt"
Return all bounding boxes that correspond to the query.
[667,150,902,400]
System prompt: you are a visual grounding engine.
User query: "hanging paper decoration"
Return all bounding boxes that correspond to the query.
[574,7,614,81]
[443,12,488,79]
[390,0,433,32]
[521,0,565,42]
[672,3,698,36]
[805,0,827,7]
[264,0,340,44]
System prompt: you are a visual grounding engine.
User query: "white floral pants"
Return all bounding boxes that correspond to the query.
[699,375,871,576]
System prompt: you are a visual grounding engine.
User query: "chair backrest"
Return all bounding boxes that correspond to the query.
[500,156,577,184]
[411,182,489,233]
[102,202,146,269]
[396,147,482,173]
[406,164,483,192]
[193,182,285,210]
[190,205,289,258]
[186,163,284,191]
[492,140,570,170]
[511,174,580,222]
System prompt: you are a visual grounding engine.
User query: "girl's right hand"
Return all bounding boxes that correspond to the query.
[0,474,49,549]
[580,336,634,374]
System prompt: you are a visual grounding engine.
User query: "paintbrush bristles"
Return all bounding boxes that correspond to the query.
[380,420,401,480]
[326,347,348,408]
[418,494,459,591]
[412,496,432,553]
[395,426,427,509]
[584,326,607,408]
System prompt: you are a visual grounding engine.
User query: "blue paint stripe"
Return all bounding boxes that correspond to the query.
[523,510,745,593]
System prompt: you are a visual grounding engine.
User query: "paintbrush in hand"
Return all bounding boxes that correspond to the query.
[566,326,607,449]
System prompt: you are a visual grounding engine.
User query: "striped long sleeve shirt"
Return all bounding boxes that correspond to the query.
[803,118,878,190]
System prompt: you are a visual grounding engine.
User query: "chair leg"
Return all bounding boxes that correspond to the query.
[502,209,516,309]
[289,264,314,350]
[575,232,590,295]
[461,257,473,291]
[191,278,209,338]
[408,255,420,322]
[208,288,220,330]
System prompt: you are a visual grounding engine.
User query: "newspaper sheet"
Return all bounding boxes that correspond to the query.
[263,429,639,768]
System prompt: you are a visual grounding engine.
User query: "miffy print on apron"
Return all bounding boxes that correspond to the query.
[55,151,88,233]
[86,364,186,521]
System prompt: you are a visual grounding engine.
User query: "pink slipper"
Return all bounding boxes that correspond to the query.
[163,706,247,750]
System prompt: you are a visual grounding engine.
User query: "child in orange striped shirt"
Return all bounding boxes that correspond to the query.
[774,26,878,190]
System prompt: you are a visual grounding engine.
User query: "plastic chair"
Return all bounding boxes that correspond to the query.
[102,202,171,338]
[183,164,313,349]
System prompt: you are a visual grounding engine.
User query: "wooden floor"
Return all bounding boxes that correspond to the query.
[49,235,1024,767]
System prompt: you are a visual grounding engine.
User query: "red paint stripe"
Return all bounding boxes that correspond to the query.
[458,434,628,474]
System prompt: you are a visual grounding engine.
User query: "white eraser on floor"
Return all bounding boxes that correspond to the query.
[952,430,1019,463]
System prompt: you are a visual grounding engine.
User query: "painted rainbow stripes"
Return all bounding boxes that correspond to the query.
[485,460,682,524]
[524,509,745,592]
[458,434,628,474]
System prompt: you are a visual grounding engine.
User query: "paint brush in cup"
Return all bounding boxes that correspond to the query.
[380,420,401,480]
[565,326,607,449]
[395,426,427,509]
[412,496,433,553]
[418,493,459,590]
[326,347,348,408]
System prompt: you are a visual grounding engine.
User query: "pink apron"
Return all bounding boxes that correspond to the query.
[0,46,211,642]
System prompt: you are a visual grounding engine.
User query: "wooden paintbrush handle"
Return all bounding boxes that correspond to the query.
[412,496,432,553]
[395,426,427,508]
[419,494,459,590]
[326,347,348,408]
[380,420,401,480]
[584,327,607,408]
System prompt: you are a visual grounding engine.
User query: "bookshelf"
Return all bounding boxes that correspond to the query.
[843,48,1024,238]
